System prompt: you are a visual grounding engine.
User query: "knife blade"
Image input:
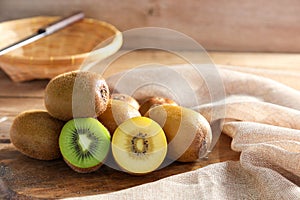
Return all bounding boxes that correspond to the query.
[0,11,85,56]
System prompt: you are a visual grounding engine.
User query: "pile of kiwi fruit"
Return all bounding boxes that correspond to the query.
[10,70,212,175]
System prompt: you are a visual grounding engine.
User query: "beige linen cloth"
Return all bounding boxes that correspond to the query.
[68,64,300,200]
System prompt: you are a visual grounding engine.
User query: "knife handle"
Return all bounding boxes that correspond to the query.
[38,12,85,35]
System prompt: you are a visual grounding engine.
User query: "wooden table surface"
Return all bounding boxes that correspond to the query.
[0,50,299,199]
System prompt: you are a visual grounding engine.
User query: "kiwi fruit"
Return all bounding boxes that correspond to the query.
[111,93,140,110]
[112,117,167,175]
[44,71,109,121]
[97,99,141,135]
[139,97,177,116]
[59,117,111,173]
[10,110,65,160]
[146,105,212,162]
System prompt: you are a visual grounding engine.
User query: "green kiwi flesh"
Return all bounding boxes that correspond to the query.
[59,118,111,173]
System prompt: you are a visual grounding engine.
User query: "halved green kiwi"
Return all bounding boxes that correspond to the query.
[59,118,111,173]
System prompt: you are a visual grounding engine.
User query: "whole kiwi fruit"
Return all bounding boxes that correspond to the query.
[97,99,141,135]
[139,97,177,116]
[44,71,109,121]
[111,93,140,110]
[10,110,65,160]
[146,105,212,162]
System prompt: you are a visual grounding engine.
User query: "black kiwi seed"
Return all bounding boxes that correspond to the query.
[130,132,149,155]
[100,86,108,102]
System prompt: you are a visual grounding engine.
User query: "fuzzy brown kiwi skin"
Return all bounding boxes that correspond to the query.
[139,97,178,116]
[177,121,212,162]
[63,158,105,173]
[145,105,212,162]
[10,110,65,160]
[175,122,210,162]
[97,99,141,135]
[111,93,140,110]
[44,71,109,121]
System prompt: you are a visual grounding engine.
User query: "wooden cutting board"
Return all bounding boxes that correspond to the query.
[0,134,239,199]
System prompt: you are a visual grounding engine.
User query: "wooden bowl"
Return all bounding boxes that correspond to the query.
[0,16,122,82]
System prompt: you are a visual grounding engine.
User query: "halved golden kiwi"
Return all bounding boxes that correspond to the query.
[112,117,167,175]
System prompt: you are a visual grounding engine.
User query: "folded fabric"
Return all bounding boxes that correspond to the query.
[66,65,300,200]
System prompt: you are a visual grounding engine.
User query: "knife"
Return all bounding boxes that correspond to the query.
[0,11,85,56]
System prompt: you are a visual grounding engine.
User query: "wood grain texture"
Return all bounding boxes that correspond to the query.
[0,116,12,143]
[210,52,300,90]
[0,70,48,98]
[0,134,240,199]
[1,0,300,52]
[0,98,44,117]
[2,50,299,97]
[104,50,300,90]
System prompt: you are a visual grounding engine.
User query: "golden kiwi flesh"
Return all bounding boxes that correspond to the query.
[139,97,178,116]
[10,110,65,160]
[97,99,141,135]
[112,117,167,175]
[111,93,140,110]
[146,105,212,162]
[44,71,109,121]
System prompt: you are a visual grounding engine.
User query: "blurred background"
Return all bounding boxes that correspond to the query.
[0,0,300,52]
